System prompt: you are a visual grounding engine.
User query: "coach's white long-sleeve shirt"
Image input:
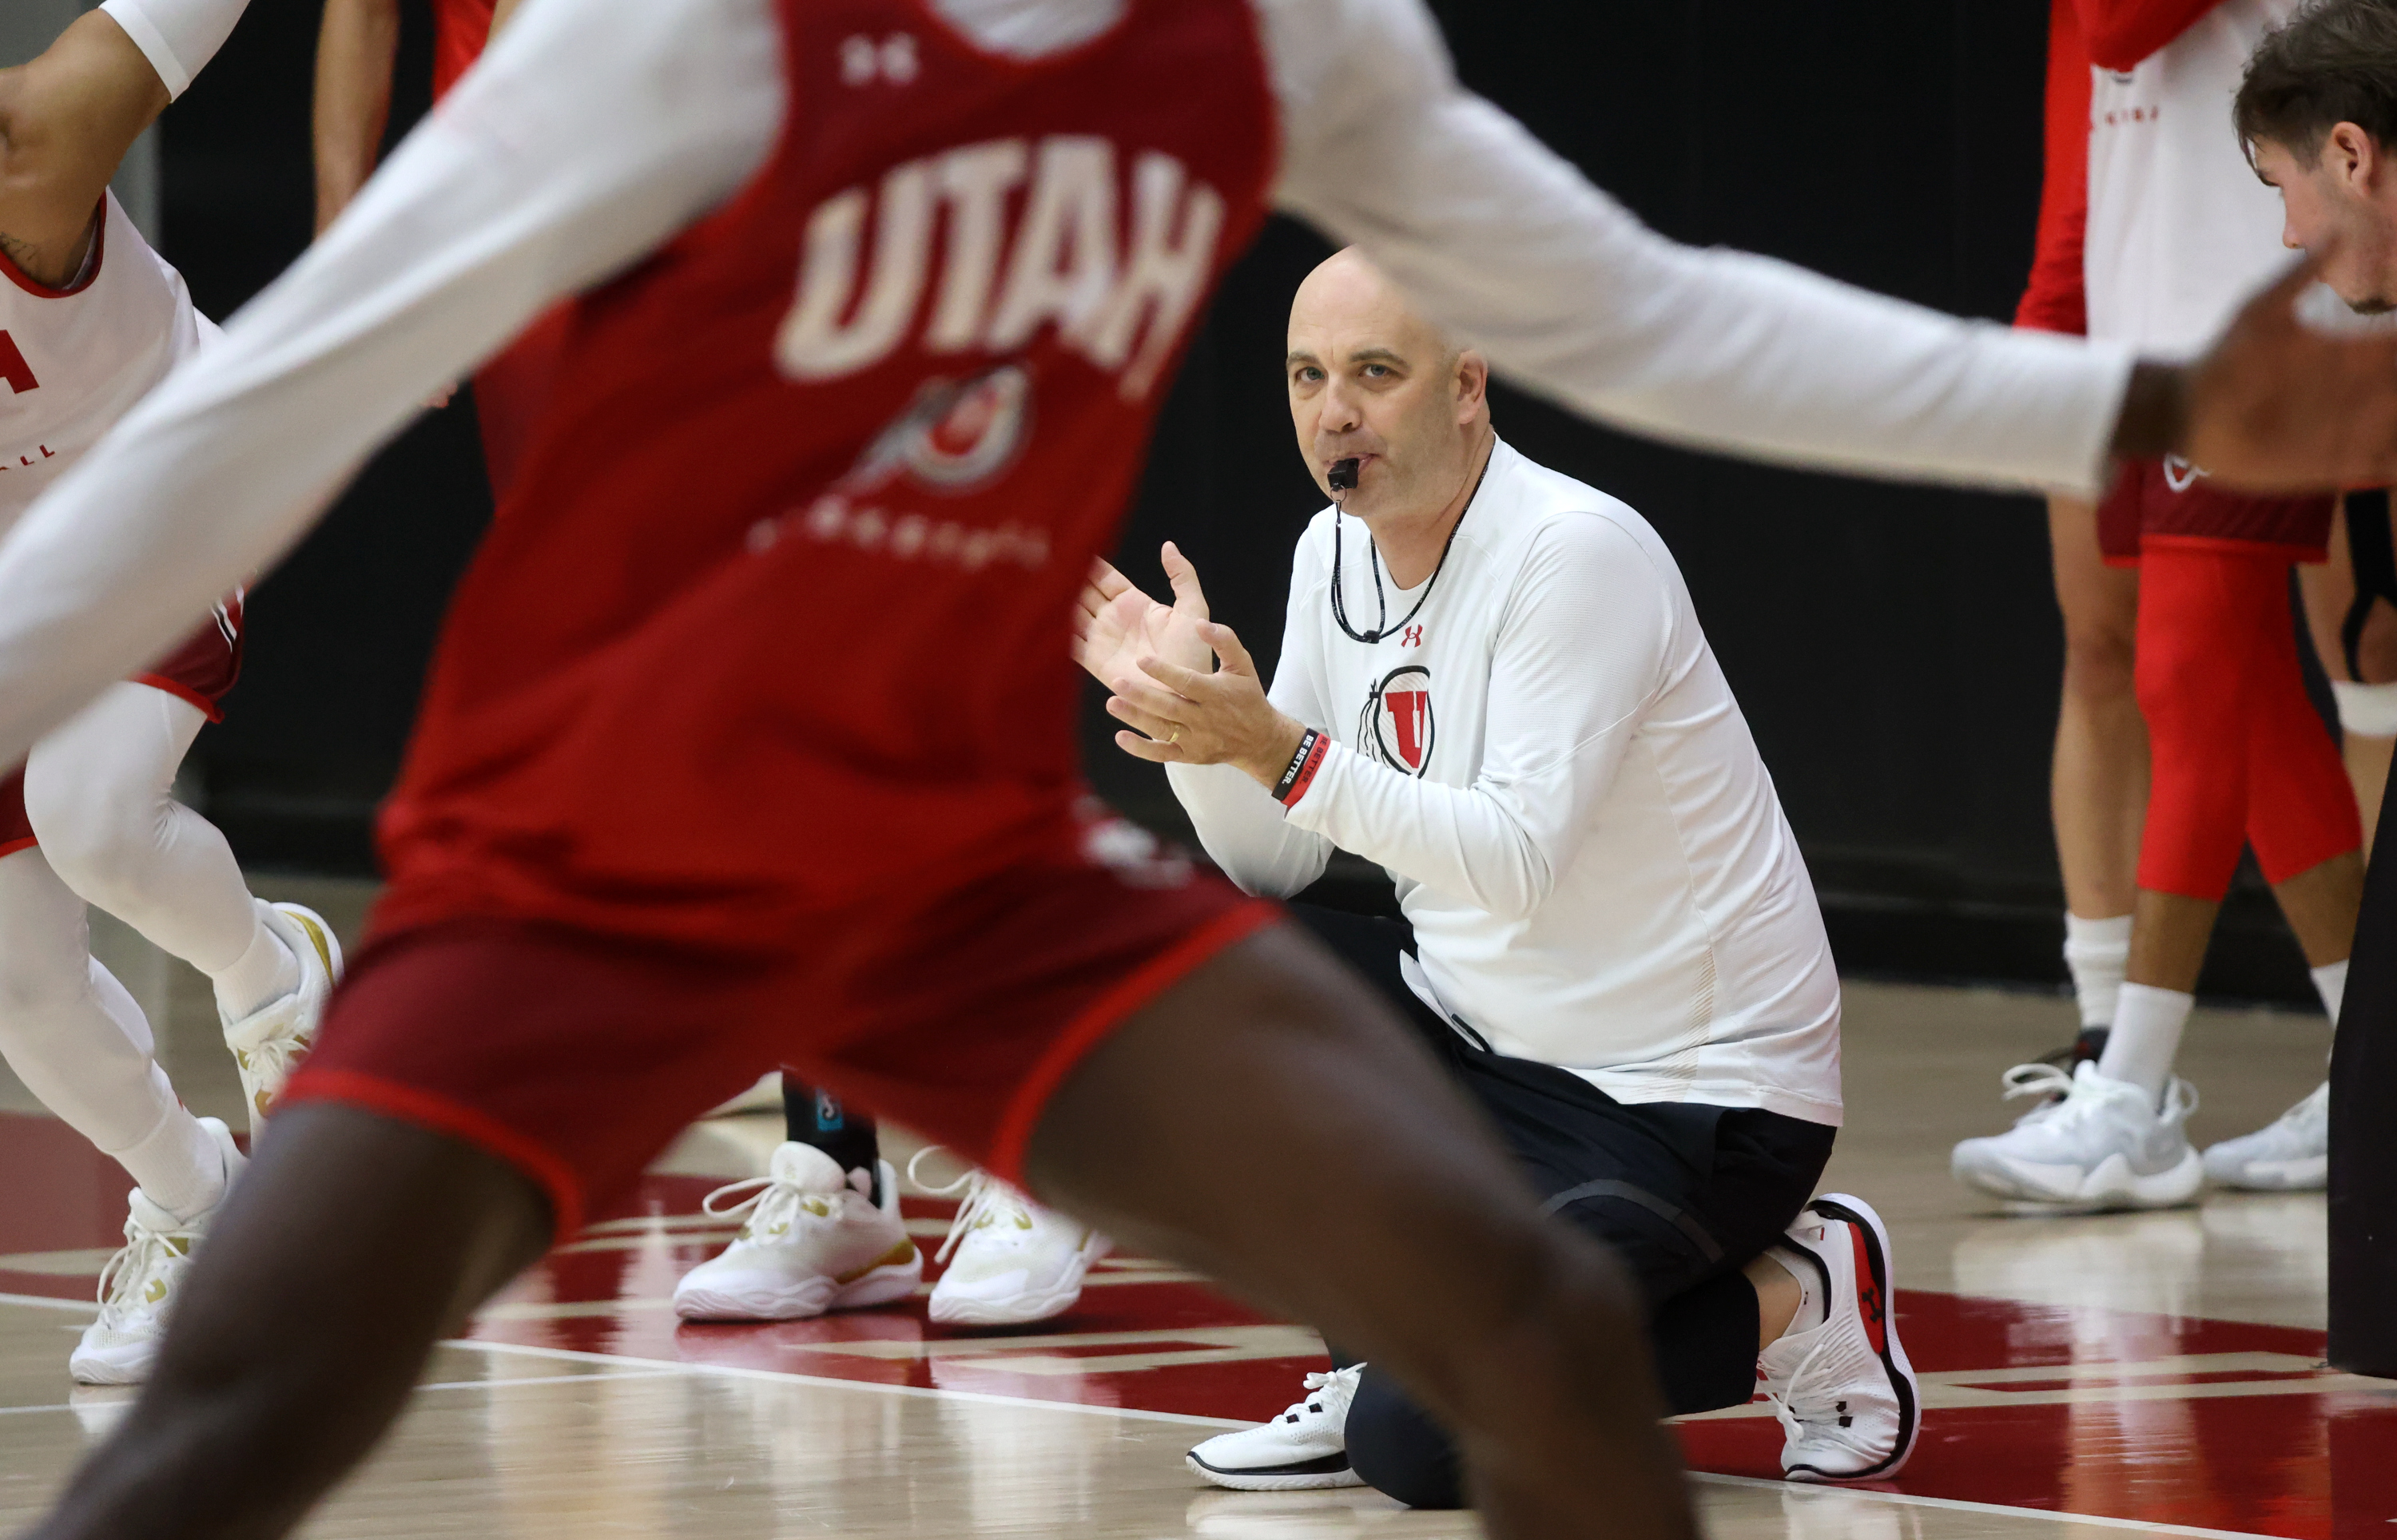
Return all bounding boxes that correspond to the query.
[0,0,2132,786]
[1171,441,1842,1125]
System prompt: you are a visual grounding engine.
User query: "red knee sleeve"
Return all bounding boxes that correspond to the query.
[2133,545,2359,899]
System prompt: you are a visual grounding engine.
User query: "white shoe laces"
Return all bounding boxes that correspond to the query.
[701,1170,837,1243]
[1994,1062,2197,1132]
[906,1147,1029,1264]
[1275,1366,1360,1423]
[92,1211,193,1330]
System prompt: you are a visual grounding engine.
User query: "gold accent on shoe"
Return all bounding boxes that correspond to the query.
[835,1240,917,1284]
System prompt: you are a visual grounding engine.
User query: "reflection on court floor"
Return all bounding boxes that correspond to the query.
[2,1103,2388,1539]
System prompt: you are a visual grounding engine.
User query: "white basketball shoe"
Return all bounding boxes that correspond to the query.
[71,1117,245,1384]
[2204,1080,2328,1191]
[912,1153,1109,1327]
[1759,1193,1920,1482]
[1186,1365,1366,1490]
[221,900,343,1133]
[673,1144,919,1322]
[1950,1061,2202,1210]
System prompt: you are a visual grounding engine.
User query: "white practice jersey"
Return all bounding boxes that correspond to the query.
[1170,440,1842,1125]
[2085,0,2298,355]
[0,192,212,527]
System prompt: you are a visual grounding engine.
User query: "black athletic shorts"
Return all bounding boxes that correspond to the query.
[1290,903,1837,1507]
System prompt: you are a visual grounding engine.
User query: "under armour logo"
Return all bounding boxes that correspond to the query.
[841,33,918,86]
[1400,624,1424,648]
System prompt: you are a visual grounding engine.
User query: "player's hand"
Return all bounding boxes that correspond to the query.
[1071,542,1214,689]
[1105,620,1309,789]
[2145,246,2397,491]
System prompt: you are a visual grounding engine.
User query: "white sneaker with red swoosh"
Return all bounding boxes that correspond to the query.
[1758,1193,1920,1482]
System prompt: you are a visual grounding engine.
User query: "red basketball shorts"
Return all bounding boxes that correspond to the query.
[0,597,244,859]
[2134,543,2361,900]
[2098,460,2334,566]
[282,812,1278,1236]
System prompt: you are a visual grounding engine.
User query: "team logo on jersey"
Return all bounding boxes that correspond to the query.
[1361,665,1435,776]
[837,364,1032,496]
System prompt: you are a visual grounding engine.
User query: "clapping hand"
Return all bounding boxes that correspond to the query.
[1071,542,1307,787]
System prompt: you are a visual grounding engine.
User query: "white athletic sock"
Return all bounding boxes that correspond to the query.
[1764,1245,1826,1340]
[2063,913,2133,1030]
[115,1108,225,1222]
[2313,959,2351,1028]
[2097,983,2194,1101]
[212,911,298,1023]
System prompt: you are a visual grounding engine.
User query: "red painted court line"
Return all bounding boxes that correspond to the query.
[4,1121,2391,1535]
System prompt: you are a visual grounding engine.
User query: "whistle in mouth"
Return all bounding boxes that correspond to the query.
[1328,458,1361,493]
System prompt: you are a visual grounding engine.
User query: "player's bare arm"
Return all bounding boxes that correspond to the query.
[0,12,169,288]
[311,0,400,235]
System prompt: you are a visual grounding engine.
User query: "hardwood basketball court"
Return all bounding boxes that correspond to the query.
[0,881,2375,1539]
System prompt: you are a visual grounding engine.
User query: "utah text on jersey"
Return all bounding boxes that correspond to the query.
[774,135,1226,402]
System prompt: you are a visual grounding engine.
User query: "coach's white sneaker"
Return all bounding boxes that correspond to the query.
[71,1118,244,1384]
[914,1153,1108,1327]
[221,900,343,1133]
[1950,1062,2202,1211]
[2204,1080,2329,1192]
[1759,1194,1920,1482]
[674,1145,918,1322]
[1186,1365,1366,1490]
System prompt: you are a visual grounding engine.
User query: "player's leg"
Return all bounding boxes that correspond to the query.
[1021,923,1699,1537]
[2200,593,2364,1192]
[1956,542,2238,1209]
[25,919,758,1540]
[672,1072,920,1324]
[21,681,338,1127]
[0,840,242,1380]
[2047,492,2145,1064]
[27,1100,551,1540]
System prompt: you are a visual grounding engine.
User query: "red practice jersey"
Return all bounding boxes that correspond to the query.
[374,0,1278,951]
[431,0,495,101]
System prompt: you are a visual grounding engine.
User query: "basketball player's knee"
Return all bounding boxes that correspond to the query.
[1345,1371,1465,1510]
[22,772,166,901]
[2061,610,2137,702]
[2356,600,2397,686]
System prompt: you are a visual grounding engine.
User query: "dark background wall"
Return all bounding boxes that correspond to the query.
[156,0,2319,1002]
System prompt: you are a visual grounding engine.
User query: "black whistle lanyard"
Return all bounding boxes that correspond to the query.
[1329,452,1490,645]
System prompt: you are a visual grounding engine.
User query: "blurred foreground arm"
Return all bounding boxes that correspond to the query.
[1262,0,2397,496]
[0,0,781,769]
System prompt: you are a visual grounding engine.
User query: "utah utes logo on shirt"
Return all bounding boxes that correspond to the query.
[837,363,1032,494]
[1361,665,1435,776]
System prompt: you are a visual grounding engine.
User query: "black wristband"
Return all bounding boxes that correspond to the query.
[1274,728,1327,806]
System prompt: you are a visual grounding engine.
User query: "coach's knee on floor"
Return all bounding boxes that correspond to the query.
[1346,1367,1465,1510]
